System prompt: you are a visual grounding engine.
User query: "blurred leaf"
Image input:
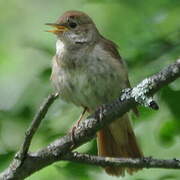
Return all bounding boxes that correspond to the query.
[39,67,51,81]
[128,30,180,68]
[16,105,33,120]
[159,121,177,145]
[55,162,97,180]
[158,174,177,180]
[161,86,180,120]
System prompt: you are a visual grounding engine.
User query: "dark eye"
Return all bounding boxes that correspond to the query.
[69,22,77,29]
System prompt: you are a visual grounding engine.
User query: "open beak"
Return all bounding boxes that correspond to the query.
[45,23,68,34]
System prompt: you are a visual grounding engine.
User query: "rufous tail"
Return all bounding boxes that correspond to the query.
[97,114,143,176]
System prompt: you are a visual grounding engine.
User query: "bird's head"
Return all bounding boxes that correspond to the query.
[46,10,99,46]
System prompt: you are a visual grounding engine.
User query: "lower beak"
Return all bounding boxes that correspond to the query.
[45,23,68,34]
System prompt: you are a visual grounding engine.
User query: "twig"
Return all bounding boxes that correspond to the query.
[63,152,180,169]
[16,93,59,161]
[0,60,180,180]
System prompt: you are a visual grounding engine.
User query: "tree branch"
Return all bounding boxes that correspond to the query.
[16,93,59,161]
[0,59,180,180]
[63,152,180,169]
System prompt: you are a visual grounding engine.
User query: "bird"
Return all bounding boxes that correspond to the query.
[46,10,143,176]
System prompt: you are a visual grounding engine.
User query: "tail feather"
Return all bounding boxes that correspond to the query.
[97,114,143,176]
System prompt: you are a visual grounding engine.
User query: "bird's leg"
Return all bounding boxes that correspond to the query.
[77,107,87,127]
[70,107,87,146]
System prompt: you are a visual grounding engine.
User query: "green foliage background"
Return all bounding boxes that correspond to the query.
[0,0,180,179]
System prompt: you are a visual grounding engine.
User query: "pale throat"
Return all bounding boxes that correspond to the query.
[56,39,65,56]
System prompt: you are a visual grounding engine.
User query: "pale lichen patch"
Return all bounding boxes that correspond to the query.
[121,78,156,108]
[172,66,179,74]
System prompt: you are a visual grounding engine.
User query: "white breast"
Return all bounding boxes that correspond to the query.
[56,39,65,56]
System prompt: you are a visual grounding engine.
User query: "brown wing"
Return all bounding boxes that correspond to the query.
[100,35,139,116]
[100,35,123,64]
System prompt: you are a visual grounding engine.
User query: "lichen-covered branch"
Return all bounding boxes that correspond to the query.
[63,152,180,169]
[0,59,180,180]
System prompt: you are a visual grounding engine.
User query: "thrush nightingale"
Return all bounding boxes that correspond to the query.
[46,10,143,176]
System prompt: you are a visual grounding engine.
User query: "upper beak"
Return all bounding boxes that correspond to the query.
[45,23,68,34]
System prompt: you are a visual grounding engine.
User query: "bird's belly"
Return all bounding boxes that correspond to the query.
[56,67,122,110]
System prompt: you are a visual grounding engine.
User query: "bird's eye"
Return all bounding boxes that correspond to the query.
[69,22,77,29]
